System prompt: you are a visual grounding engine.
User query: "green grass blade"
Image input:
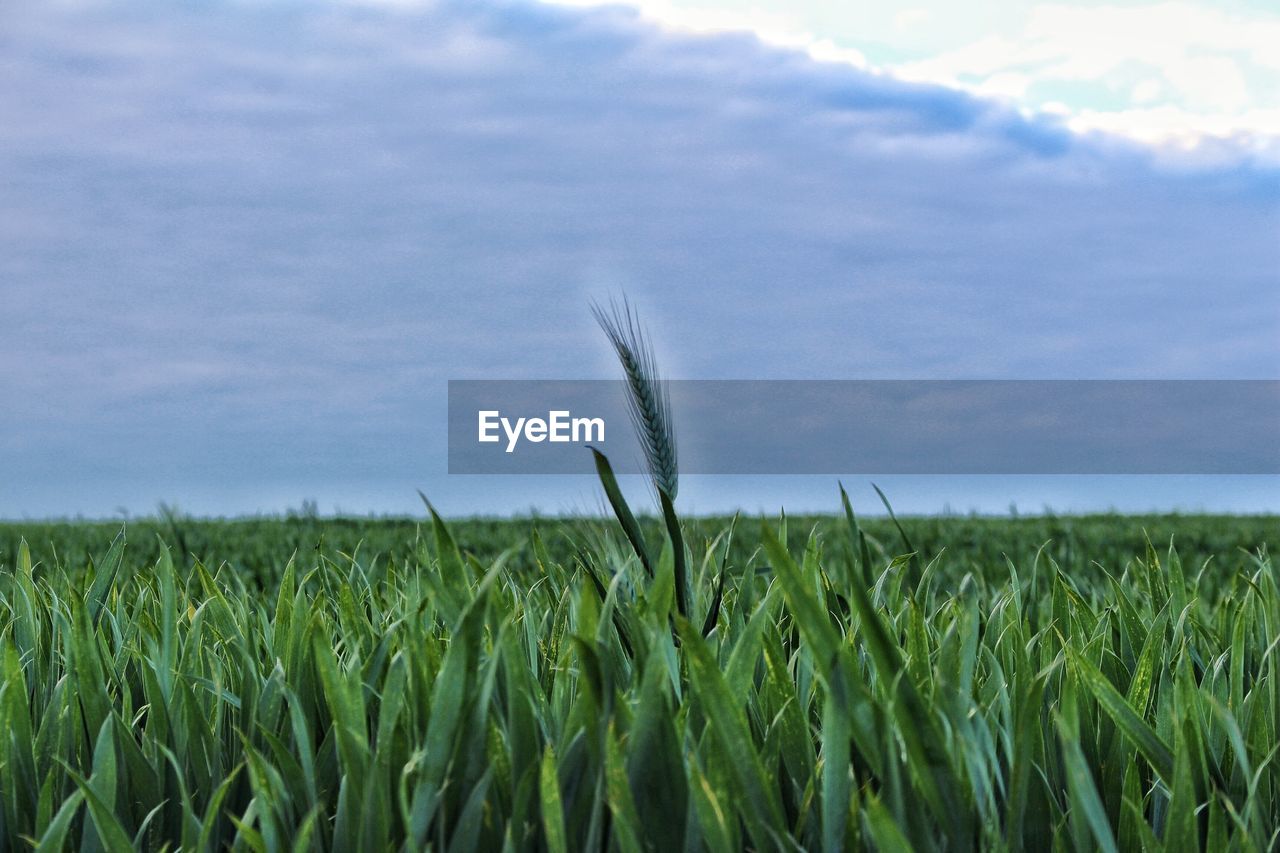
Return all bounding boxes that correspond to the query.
[589,447,653,577]
[1067,646,1175,783]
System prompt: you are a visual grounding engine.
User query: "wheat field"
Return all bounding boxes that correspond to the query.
[0,503,1275,851]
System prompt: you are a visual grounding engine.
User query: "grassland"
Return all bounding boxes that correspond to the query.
[0,505,1276,851]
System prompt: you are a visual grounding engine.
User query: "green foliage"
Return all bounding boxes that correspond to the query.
[591,297,679,501]
[0,507,1276,850]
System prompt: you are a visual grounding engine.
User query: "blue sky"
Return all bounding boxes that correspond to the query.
[2,0,1277,517]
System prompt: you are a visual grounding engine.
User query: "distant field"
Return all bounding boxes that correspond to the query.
[4,511,1275,588]
[0,509,1276,849]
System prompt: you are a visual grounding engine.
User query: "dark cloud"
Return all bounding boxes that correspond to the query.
[1,0,1276,515]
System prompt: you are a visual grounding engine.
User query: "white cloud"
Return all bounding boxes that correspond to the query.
[893,9,932,32]
[1067,106,1280,162]
[975,71,1033,100]
[893,2,1280,147]
[547,0,1280,152]
[1131,78,1163,104]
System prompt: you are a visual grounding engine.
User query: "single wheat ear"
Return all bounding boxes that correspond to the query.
[591,297,679,501]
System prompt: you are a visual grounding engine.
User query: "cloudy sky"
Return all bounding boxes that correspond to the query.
[2,0,1277,517]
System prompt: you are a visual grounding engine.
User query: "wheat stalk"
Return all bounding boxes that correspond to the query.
[592,298,679,500]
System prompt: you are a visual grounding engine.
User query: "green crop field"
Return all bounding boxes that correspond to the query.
[0,502,1276,851]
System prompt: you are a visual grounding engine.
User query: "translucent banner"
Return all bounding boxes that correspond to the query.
[447,380,1280,474]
